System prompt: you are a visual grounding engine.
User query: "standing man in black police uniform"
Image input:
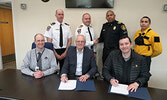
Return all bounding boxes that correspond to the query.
[95,10,128,64]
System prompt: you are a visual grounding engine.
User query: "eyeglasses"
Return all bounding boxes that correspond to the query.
[76,41,85,43]
[36,40,45,42]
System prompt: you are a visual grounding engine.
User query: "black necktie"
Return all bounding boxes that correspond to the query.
[59,24,63,47]
[88,27,93,49]
[37,52,42,70]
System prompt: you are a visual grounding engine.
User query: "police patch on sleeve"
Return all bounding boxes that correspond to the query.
[121,25,126,31]
[77,29,81,34]
[154,36,160,42]
[46,26,51,31]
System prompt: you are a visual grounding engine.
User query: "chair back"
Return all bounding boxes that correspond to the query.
[32,42,54,51]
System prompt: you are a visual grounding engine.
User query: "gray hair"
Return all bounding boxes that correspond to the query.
[75,34,86,42]
[34,33,44,41]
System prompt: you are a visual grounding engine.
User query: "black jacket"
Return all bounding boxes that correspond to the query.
[102,49,151,86]
[98,20,128,50]
[61,46,97,78]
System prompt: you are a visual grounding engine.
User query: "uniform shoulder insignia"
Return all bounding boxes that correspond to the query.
[77,29,81,34]
[50,22,55,26]
[79,25,83,28]
[118,21,122,24]
[104,22,107,25]
[121,25,127,31]
[46,26,51,31]
[65,23,69,26]
[154,36,160,42]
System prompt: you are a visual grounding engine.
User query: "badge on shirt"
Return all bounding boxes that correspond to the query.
[46,26,51,31]
[113,26,116,30]
[77,29,81,34]
[103,29,105,31]
[136,65,138,67]
[121,25,126,31]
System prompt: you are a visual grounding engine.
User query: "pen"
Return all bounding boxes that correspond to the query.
[64,74,68,83]
[112,77,119,84]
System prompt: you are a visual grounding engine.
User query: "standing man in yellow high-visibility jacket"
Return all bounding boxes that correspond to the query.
[134,16,162,71]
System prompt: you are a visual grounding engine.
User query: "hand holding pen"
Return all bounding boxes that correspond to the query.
[110,77,119,87]
[61,74,68,83]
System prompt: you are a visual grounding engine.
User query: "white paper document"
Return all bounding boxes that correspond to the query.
[110,84,129,95]
[58,80,77,90]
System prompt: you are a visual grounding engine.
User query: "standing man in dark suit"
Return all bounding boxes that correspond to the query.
[61,35,97,82]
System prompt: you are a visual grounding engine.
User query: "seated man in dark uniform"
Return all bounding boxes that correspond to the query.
[102,35,151,92]
[61,35,97,82]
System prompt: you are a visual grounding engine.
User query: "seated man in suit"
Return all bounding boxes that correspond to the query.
[61,35,97,82]
[102,35,151,92]
[21,33,58,79]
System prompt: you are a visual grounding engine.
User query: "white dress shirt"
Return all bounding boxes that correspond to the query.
[75,49,84,76]
[75,23,96,52]
[44,21,73,49]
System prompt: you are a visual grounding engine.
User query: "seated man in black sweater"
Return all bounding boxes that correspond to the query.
[102,35,151,92]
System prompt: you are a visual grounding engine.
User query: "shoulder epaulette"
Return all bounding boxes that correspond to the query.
[79,25,83,28]
[118,21,122,24]
[103,22,107,25]
[50,22,55,26]
[104,22,108,24]
[65,23,69,26]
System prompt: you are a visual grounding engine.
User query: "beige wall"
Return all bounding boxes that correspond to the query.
[12,0,167,89]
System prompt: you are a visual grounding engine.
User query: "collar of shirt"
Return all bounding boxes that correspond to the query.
[35,48,45,55]
[82,23,92,28]
[76,48,84,54]
[140,27,151,34]
[56,21,64,26]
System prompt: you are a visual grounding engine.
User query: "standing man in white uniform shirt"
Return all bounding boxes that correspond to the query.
[44,9,73,72]
[75,13,96,54]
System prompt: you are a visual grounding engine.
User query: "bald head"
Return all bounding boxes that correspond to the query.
[82,13,90,19]
[82,13,91,26]
[56,9,64,14]
[55,9,64,23]
[106,10,115,16]
[106,10,116,22]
